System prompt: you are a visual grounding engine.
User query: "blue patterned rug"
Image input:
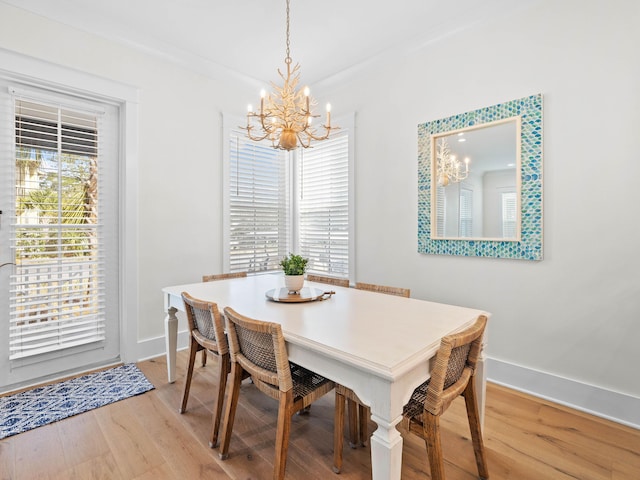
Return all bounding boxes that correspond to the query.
[0,363,154,439]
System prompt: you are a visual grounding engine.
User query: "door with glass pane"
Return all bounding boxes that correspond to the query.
[0,82,120,390]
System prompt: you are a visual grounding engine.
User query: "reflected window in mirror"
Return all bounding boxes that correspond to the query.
[417,94,543,260]
[431,118,520,241]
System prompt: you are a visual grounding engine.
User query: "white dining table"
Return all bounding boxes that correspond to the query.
[162,274,489,480]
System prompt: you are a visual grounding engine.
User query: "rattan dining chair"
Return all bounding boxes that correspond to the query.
[199,272,248,367]
[333,281,411,472]
[403,314,489,479]
[306,273,350,288]
[179,292,229,448]
[219,307,336,480]
[354,281,410,298]
[335,315,489,479]
[202,271,248,283]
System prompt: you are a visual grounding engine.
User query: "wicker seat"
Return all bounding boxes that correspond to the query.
[179,292,229,448]
[199,272,248,367]
[306,273,349,288]
[219,307,336,480]
[333,282,411,473]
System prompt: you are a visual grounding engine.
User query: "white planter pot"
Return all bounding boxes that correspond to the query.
[284,275,304,294]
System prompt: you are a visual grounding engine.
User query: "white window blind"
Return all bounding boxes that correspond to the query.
[10,98,105,359]
[435,185,445,237]
[228,129,289,273]
[502,191,517,238]
[298,131,349,277]
[459,186,473,238]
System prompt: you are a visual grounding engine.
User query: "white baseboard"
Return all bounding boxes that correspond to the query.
[135,330,190,363]
[487,357,639,430]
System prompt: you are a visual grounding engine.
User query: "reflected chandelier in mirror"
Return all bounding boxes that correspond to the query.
[418,94,543,260]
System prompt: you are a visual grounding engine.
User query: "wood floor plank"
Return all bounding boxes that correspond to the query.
[127,383,233,480]
[50,452,124,480]
[93,396,166,478]
[57,409,111,468]
[2,352,639,480]
[11,422,67,479]
[0,435,15,480]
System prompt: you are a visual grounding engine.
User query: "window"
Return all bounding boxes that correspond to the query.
[6,91,118,361]
[223,115,353,279]
[502,191,517,238]
[298,132,349,276]
[226,129,290,273]
[459,186,473,237]
[434,185,446,237]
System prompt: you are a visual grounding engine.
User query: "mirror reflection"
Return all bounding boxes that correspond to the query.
[431,118,521,240]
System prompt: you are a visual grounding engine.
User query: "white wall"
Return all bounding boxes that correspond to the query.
[322,0,640,425]
[0,0,638,426]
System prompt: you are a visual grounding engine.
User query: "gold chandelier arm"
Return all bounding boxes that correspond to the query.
[243,123,273,143]
[303,125,339,142]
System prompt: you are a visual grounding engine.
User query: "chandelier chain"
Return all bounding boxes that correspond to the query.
[285,0,291,64]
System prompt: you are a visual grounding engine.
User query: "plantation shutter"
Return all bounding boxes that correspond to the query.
[10,97,106,359]
[228,129,289,273]
[459,187,473,238]
[435,185,445,237]
[298,131,349,277]
[502,191,517,238]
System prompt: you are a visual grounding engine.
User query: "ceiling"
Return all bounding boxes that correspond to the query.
[2,0,538,87]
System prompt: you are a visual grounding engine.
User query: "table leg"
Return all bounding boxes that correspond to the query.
[165,306,178,383]
[369,412,404,480]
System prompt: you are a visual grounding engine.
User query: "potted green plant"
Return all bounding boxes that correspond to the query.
[280,253,308,293]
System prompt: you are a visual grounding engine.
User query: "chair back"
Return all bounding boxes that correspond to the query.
[425,315,487,415]
[202,272,247,282]
[181,292,228,355]
[306,273,349,288]
[223,307,293,395]
[355,282,410,298]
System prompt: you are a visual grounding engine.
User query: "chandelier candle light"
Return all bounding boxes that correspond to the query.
[244,0,336,150]
[436,137,470,186]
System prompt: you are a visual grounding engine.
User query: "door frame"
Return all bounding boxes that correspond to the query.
[0,48,139,392]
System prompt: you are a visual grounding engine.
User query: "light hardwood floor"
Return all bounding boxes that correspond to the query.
[1,351,639,479]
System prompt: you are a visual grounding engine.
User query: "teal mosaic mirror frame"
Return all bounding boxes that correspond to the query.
[418,94,543,260]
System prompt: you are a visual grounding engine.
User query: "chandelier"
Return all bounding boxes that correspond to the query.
[243,0,336,150]
[435,137,470,187]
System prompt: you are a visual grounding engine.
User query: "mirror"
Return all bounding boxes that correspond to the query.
[417,94,543,261]
[431,118,521,240]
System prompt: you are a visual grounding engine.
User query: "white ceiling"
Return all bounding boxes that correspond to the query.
[2,0,538,87]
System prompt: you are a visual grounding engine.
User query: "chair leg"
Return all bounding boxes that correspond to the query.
[297,405,311,415]
[358,404,369,446]
[218,362,244,459]
[209,353,230,448]
[179,338,199,414]
[346,398,359,448]
[201,349,207,367]
[274,390,294,480]
[333,390,345,473]
[423,413,446,480]
[463,380,489,480]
